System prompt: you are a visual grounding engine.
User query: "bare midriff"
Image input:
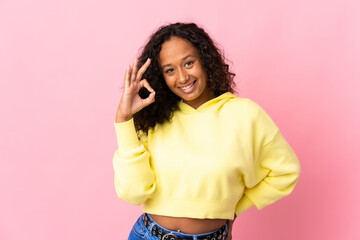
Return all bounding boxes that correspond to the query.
[148,214,228,234]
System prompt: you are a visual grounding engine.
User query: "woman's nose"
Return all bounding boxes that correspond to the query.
[178,69,189,83]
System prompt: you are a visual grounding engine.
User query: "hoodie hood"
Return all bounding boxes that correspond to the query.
[177,92,238,114]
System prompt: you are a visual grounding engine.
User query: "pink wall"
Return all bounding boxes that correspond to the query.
[0,0,359,239]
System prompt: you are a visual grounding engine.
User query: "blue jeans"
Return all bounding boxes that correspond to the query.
[128,213,228,240]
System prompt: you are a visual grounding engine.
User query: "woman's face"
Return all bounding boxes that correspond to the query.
[158,36,214,109]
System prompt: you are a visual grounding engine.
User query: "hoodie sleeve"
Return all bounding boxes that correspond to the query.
[235,105,301,216]
[112,118,156,205]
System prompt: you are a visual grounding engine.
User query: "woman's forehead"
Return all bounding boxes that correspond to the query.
[159,36,199,64]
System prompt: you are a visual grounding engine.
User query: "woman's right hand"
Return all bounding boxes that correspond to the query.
[115,58,155,123]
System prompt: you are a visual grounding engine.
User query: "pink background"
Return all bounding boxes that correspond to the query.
[1,0,359,239]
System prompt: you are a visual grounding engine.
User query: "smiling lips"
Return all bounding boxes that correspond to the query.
[178,80,197,93]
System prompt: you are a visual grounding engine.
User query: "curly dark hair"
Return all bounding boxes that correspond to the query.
[134,22,236,134]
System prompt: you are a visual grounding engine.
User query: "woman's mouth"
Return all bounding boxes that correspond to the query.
[178,80,197,93]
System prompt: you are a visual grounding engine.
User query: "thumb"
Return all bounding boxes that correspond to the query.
[141,91,156,107]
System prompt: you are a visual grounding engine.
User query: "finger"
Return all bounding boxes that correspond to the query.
[130,58,138,83]
[139,79,155,93]
[142,91,156,106]
[136,58,151,81]
[139,79,156,107]
[124,65,131,88]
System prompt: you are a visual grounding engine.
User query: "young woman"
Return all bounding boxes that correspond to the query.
[113,22,300,240]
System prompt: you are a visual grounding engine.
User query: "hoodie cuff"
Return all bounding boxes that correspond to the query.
[235,194,255,216]
[114,118,141,151]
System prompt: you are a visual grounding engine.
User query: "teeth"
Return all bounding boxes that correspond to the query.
[180,82,195,90]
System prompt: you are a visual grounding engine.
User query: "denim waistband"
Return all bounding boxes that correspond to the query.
[143,213,228,240]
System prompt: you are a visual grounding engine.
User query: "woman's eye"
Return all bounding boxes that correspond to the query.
[165,68,174,73]
[185,61,193,67]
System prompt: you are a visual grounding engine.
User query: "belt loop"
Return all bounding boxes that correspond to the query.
[148,222,156,236]
[193,236,197,240]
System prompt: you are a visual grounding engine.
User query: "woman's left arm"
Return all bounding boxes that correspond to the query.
[235,104,301,216]
[238,106,301,215]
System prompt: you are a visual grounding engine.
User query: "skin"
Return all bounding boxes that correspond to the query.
[158,36,215,109]
[115,36,235,238]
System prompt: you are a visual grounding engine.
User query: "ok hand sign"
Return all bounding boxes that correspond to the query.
[115,58,156,123]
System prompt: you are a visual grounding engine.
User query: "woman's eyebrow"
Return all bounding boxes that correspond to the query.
[161,55,196,69]
[182,54,196,60]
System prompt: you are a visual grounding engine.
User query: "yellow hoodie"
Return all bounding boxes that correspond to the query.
[113,92,300,220]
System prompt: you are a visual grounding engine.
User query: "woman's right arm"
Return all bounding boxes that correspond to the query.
[113,58,156,205]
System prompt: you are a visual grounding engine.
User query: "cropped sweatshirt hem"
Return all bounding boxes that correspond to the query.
[143,198,239,220]
[113,92,301,219]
